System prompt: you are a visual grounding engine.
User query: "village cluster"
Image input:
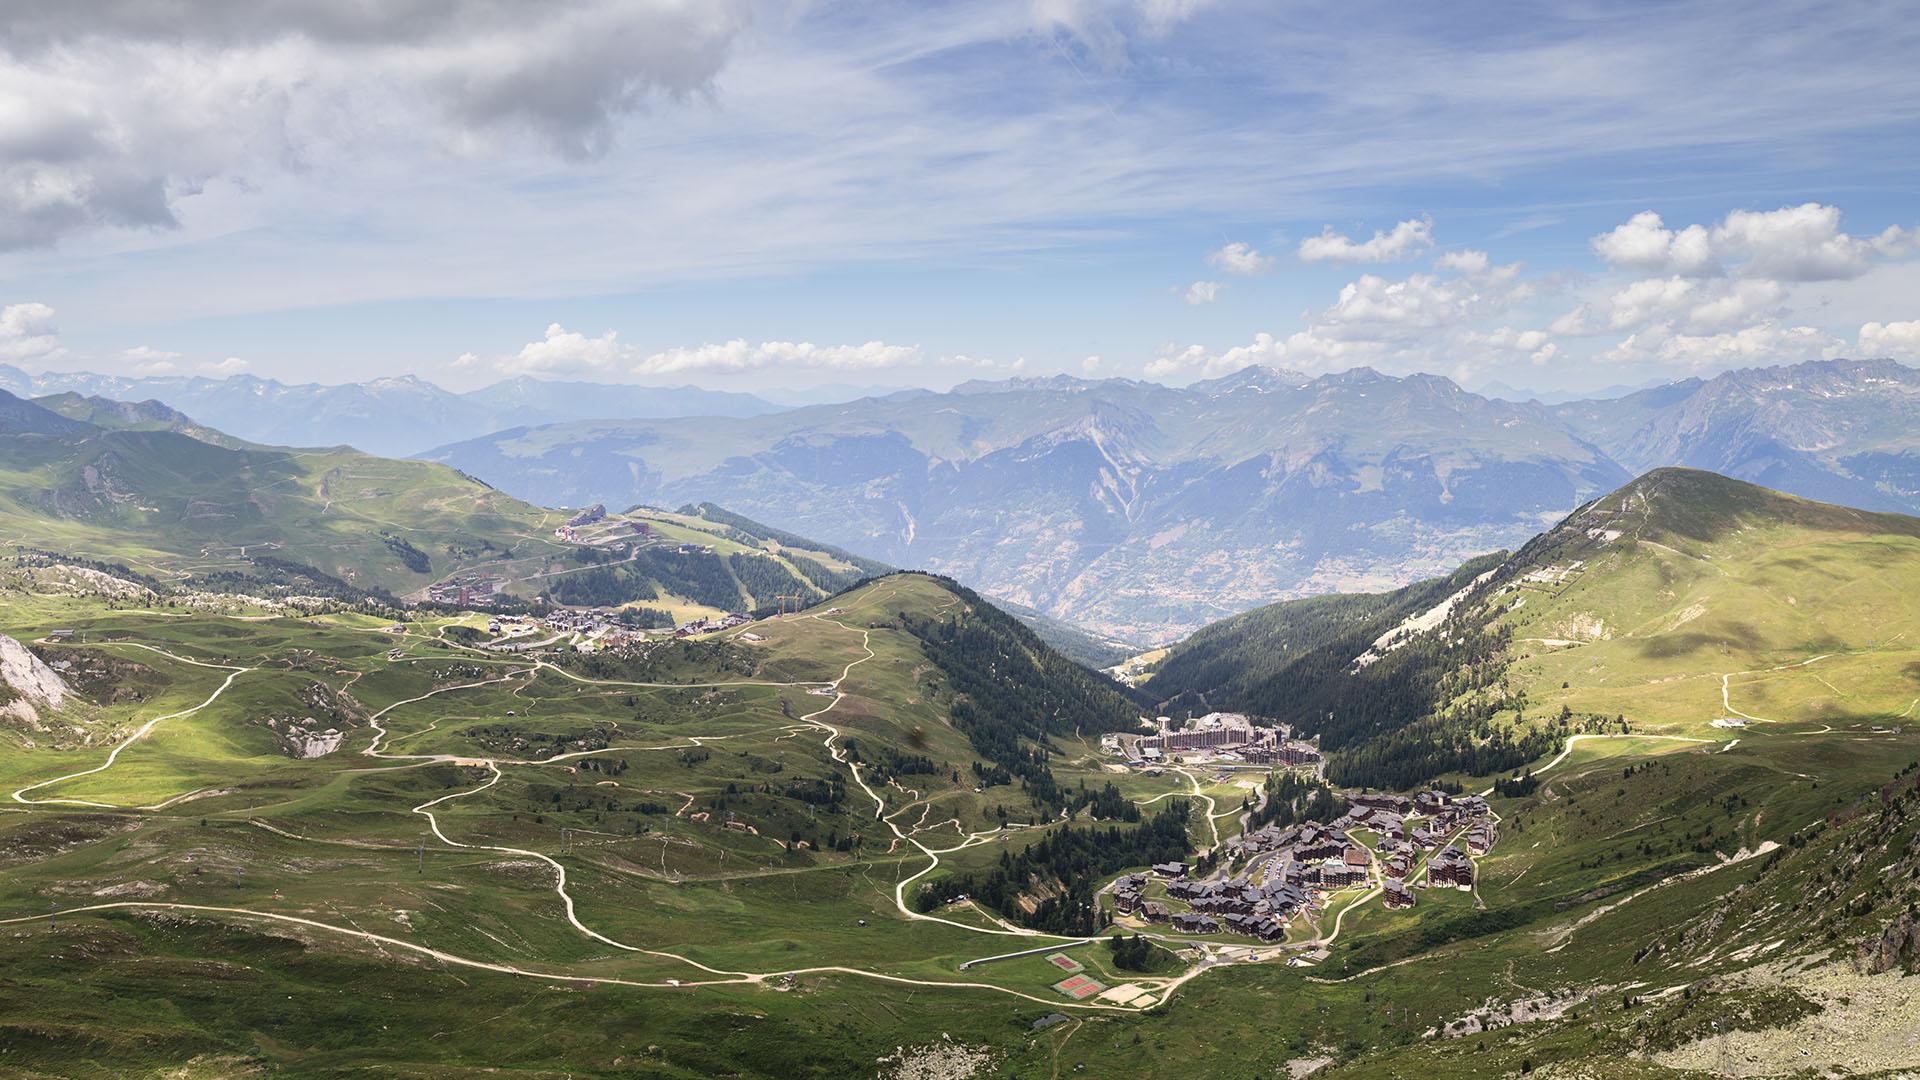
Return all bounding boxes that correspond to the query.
[1102,711,1324,770]
[1108,785,1497,944]
[464,608,758,653]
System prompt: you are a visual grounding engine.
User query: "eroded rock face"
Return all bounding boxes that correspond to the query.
[257,680,365,758]
[0,632,72,726]
[1855,911,1919,975]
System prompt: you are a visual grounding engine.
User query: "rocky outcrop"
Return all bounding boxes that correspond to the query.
[257,680,365,758]
[0,632,72,727]
[1855,911,1919,975]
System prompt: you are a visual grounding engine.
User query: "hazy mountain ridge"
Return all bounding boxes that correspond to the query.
[426,357,1916,642]
[0,367,784,457]
[423,366,1634,641]
[1552,357,1920,511]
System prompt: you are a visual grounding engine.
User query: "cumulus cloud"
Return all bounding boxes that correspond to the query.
[1599,320,1843,371]
[1207,241,1274,275]
[0,0,752,248]
[1858,320,1920,360]
[502,323,631,376]
[1145,247,1549,383]
[1183,280,1220,305]
[1144,333,1282,379]
[1591,212,1718,276]
[202,356,250,374]
[1319,272,1469,330]
[0,301,61,362]
[1591,203,1915,282]
[1463,327,1558,367]
[1297,217,1433,263]
[1713,203,1913,282]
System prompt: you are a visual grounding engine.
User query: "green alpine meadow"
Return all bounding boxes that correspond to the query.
[3,4,1917,1076]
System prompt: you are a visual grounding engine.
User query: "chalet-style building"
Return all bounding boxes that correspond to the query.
[1428,846,1475,888]
[1172,912,1220,934]
[1467,820,1498,855]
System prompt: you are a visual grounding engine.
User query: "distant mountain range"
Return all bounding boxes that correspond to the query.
[422,358,1919,643]
[1549,358,1920,513]
[422,366,1631,641]
[0,367,784,457]
[10,357,1912,643]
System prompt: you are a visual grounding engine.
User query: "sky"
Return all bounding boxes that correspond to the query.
[2,0,1918,396]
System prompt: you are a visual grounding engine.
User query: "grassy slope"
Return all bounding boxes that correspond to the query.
[0,400,881,616]
[0,480,1915,1077]
[0,573,1207,1077]
[1487,467,1920,738]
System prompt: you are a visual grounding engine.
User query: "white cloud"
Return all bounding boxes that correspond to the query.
[0,301,61,361]
[1682,279,1786,332]
[1605,277,1698,330]
[1712,203,1912,282]
[1859,320,1920,360]
[202,356,249,375]
[503,323,630,376]
[1183,280,1220,305]
[1591,212,1718,276]
[1592,204,1916,283]
[1297,217,1433,263]
[638,338,923,375]
[1144,334,1281,379]
[1320,272,1470,331]
[1599,320,1843,371]
[1207,241,1274,275]
[490,323,949,379]
[1080,354,1103,373]
[120,344,180,373]
[0,1,753,248]
[1435,249,1489,274]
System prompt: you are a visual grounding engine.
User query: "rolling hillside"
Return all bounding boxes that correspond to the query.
[0,390,876,617]
[0,482,1914,1078]
[1147,468,1920,788]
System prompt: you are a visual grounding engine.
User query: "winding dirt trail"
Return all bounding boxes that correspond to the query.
[4,588,1144,1009]
[11,660,253,809]
[795,598,1077,941]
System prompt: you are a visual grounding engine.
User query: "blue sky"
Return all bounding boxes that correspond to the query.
[2,0,1917,395]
